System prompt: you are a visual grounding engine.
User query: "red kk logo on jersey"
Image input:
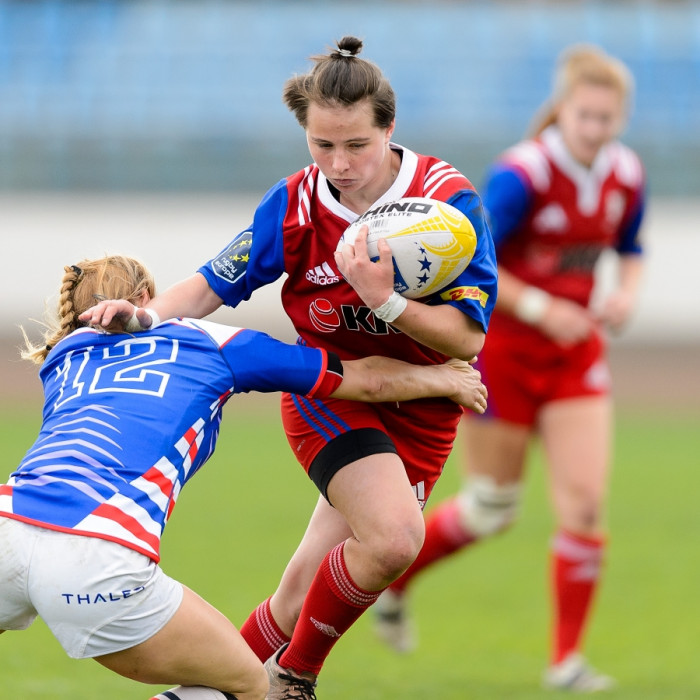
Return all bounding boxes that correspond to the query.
[309,298,341,333]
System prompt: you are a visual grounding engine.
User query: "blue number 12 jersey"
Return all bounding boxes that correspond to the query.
[0,318,342,561]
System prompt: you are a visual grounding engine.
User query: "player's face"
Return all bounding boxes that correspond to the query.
[557,83,626,167]
[306,100,395,205]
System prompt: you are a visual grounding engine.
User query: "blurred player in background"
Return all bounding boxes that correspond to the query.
[373,44,646,692]
[0,255,489,700]
[80,35,497,698]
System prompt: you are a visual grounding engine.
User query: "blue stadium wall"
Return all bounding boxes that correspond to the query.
[0,0,698,195]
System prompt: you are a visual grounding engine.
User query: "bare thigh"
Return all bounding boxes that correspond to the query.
[327,452,426,589]
[96,585,268,700]
[270,452,424,629]
[461,416,531,483]
[539,395,612,534]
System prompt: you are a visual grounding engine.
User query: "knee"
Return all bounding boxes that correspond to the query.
[456,476,522,538]
[369,516,425,581]
[562,497,605,534]
[556,479,607,534]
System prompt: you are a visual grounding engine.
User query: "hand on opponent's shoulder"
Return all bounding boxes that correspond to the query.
[79,300,157,333]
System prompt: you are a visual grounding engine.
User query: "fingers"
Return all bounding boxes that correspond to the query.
[78,301,113,327]
[338,225,368,257]
[337,225,382,263]
[135,307,155,329]
[448,360,488,413]
[335,224,368,274]
[78,300,135,330]
[468,387,488,414]
[353,224,369,255]
[375,237,393,266]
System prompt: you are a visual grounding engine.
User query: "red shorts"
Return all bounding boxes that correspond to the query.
[281,394,462,508]
[473,327,610,427]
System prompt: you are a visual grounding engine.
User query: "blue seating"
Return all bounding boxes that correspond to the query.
[0,1,698,192]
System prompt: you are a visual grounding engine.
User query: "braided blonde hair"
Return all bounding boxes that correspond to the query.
[21,255,156,365]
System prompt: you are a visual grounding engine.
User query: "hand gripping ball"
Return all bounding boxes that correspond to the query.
[338,197,477,299]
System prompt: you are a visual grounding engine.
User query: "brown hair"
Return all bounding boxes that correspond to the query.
[283,35,395,129]
[21,255,155,365]
[529,44,634,137]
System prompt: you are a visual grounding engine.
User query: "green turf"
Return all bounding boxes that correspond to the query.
[1,397,699,699]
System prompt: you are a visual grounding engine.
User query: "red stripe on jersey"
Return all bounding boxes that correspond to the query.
[0,514,159,561]
[141,464,174,499]
[305,348,329,396]
[305,349,343,399]
[91,502,161,555]
[183,426,201,462]
[0,484,12,496]
[213,387,234,412]
[296,166,316,225]
[424,162,472,200]
[312,369,343,399]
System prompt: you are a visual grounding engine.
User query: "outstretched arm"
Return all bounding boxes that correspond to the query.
[333,356,488,414]
[79,273,223,331]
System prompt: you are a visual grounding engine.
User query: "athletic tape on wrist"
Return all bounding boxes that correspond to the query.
[372,291,408,323]
[514,286,551,325]
[125,307,161,332]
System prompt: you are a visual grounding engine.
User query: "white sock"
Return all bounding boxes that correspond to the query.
[149,687,237,700]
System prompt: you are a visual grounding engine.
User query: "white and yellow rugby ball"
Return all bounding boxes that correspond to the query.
[338,197,477,299]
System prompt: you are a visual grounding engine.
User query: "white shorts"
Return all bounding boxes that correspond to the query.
[0,517,183,658]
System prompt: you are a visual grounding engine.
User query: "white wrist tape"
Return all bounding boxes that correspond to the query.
[125,307,161,332]
[514,286,551,324]
[372,291,408,323]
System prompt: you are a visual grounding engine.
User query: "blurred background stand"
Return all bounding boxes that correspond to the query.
[0,0,697,410]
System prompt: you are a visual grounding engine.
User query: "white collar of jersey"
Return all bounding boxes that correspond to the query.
[542,126,615,215]
[543,126,614,182]
[316,143,419,223]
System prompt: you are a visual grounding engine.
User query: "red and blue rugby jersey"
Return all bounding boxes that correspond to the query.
[198,144,498,364]
[483,125,645,320]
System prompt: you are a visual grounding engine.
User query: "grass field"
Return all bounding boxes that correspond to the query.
[2,396,699,699]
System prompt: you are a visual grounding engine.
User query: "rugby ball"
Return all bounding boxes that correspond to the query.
[337,197,477,299]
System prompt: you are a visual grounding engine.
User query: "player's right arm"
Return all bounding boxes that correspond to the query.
[213,323,487,414]
[80,183,289,331]
[334,356,488,414]
[79,272,222,331]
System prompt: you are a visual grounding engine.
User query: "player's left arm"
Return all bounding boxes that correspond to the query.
[597,253,644,333]
[334,356,488,413]
[597,185,646,332]
[217,326,487,412]
[335,190,497,361]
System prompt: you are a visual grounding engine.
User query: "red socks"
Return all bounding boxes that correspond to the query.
[239,596,291,662]
[240,522,605,674]
[280,542,381,676]
[551,529,606,664]
[390,497,477,594]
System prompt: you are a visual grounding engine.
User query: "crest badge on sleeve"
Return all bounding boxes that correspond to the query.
[211,231,253,284]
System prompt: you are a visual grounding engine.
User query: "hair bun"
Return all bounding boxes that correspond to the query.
[335,36,363,58]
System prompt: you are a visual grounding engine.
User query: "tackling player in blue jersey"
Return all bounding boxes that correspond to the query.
[0,255,487,700]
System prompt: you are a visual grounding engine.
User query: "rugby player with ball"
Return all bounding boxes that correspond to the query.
[82,36,497,699]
